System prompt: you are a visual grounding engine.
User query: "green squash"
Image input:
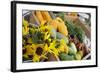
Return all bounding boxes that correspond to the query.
[50,28,56,39]
[59,53,75,61]
[56,32,69,44]
[75,51,83,60]
[68,42,77,55]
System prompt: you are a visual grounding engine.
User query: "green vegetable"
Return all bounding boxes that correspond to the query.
[56,32,69,44]
[78,50,83,57]
[75,53,81,60]
[65,20,76,36]
[74,26,85,43]
[50,28,56,39]
[68,42,77,55]
[59,53,75,61]
[65,20,85,43]
[74,50,83,60]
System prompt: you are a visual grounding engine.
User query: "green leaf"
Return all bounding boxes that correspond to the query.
[31,31,44,44]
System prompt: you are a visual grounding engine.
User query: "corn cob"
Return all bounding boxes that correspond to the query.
[35,11,44,23]
[41,11,52,22]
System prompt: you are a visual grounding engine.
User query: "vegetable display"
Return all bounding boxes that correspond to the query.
[22,11,91,62]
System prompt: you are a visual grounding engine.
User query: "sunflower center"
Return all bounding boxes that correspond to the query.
[36,47,43,55]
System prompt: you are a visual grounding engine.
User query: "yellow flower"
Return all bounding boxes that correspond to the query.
[24,44,47,62]
[32,54,40,62]
[64,45,69,54]
[44,40,59,58]
[39,22,52,33]
[57,39,69,54]
[22,19,29,35]
[58,45,64,53]
[27,38,33,44]
[24,44,35,55]
[23,19,29,26]
[32,44,47,62]
[60,39,66,45]
[22,26,29,35]
[44,32,50,40]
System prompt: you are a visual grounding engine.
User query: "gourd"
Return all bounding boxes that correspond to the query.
[50,28,56,39]
[75,51,83,60]
[59,53,75,61]
[56,32,69,44]
[68,42,77,55]
[50,19,58,30]
[56,17,68,36]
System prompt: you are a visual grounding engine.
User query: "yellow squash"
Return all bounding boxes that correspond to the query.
[49,19,58,30]
[56,17,68,36]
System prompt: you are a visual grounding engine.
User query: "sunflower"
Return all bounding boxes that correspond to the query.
[44,40,59,58]
[32,44,47,62]
[39,25,51,33]
[23,44,47,62]
[22,19,70,62]
[23,44,35,60]
[38,23,52,41]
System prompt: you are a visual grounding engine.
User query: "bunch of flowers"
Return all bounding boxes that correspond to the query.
[22,19,69,62]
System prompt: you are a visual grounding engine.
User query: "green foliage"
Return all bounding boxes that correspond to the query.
[31,31,44,44]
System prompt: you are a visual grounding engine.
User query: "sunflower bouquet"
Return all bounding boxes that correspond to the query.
[22,18,70,62]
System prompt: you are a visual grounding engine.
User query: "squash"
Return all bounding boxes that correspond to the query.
[49,17,68,36]
[59,52,75,61]
[68,42,77,55]
[75,51,83,60]
[50,28,56,39]
[56,17,68,36]
[56,32,69,44]
[49,19,58,30]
